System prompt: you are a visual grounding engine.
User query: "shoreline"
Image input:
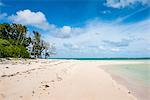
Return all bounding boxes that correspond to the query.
[101,61,150,100]
[0,59,139,100]
[106,71,149,100]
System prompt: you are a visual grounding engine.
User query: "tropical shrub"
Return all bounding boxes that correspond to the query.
[0,39,30,58]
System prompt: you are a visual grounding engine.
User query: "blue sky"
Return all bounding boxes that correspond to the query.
[0,0,150,58]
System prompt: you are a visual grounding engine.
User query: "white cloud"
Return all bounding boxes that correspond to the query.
[52,26,72,38]
[50,26,83,38]
[105,0,150,8]
[60,26,71,33]
[45,18,150,57]
[9,9,55,30]
[8,9,82,38]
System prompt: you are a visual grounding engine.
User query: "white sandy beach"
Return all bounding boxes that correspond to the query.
[0,59,142,100]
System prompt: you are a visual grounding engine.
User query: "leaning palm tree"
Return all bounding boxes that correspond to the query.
[20,26,27,45]
[32,31,41,58]
[33,31,41,44]
[12,24,27,45]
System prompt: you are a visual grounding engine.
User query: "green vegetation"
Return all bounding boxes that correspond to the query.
[0,23,55,58]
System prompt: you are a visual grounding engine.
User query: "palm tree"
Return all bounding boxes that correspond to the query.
[12,24,27,45]
[20,26,27,45]
[31,31,56,58]
[0,23,12,39]
[33,31,41,44]
[32,31,41,58]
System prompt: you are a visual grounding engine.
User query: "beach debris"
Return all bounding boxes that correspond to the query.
[128,91,131,94]
[0,93,5,98]
[51,80,55,82]
[32,90,35,94]
[1,72,20,77]
[45,85,50,88]
[1,68,39,78]
[1,75,7,77]
[20,96,23,98]
[5,67,9,69]
[32,90,35,96]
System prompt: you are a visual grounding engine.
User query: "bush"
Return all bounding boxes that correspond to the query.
[0,39,10,46]
[17,45,30,58]
[0,39,30,58]
[8,39,17,45]
[0,45,12,57]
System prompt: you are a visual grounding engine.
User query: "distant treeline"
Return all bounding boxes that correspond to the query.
[0,23,55,58]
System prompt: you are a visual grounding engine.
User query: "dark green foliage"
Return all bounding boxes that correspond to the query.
[18,45,30,58]
[0,39,10,46]
[0,23,30,58]
[0,23,55,58]
[0,39,30,58]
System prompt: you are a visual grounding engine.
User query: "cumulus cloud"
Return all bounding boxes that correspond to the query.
[60,26,71,33]
[9,9,55,30]
[51,26,72,38]
[50,26,83,38]
[45,18,150,57]
[8,9,83,39]
[105,0,150,8]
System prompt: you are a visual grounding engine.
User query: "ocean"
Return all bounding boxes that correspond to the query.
[101,60,150,100]
[49,58,150,60]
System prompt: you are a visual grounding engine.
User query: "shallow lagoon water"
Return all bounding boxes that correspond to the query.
[102,60,150,100]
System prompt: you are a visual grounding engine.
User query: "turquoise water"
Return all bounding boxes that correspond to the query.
[49,58,150,60]
[108,63,150,85]
[102,60,150,100]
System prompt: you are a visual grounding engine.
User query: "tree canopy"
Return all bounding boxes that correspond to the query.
[0,23,55,58]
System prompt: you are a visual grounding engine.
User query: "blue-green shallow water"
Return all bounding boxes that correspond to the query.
[102,60,150,100]
[49,58,150,60]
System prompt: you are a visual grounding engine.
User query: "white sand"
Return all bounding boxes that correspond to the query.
[0,59,139,100]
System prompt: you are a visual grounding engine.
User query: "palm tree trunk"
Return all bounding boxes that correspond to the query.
[20,36,25,45]
[16,32,21,45]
